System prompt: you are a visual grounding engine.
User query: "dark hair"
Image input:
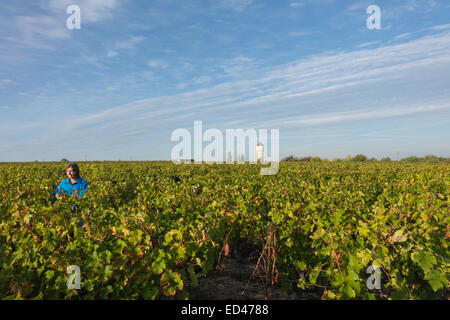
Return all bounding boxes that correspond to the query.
[67,163,80,179]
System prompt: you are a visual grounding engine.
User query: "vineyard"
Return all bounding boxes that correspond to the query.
[0,161,448,300]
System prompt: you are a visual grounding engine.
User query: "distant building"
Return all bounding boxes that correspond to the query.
[256,142,263,163]
[174,158,194,164]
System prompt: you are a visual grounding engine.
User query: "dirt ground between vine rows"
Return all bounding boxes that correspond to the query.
[183,241,322,300]
[187,258,321,300]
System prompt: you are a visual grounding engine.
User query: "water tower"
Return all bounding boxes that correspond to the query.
[256,142,264,163]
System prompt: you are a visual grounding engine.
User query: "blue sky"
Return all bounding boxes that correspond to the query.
[1,0,449,161]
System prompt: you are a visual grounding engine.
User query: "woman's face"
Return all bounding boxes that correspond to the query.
[67,167,76,180]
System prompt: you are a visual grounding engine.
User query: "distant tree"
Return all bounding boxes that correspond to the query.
[332,158,343,162]
[400,156,420,162]
[401,155,448,163]
[423,155,442,162]
[344,155,353,162]
[61,158,69,162]
[351,154,368,162]
[282,155,298,162]
[381,157,391,162]
[310,157,322,162]
[300,157,311,162]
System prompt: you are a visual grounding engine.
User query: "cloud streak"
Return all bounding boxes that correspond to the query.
[2,30,450,160]
[44,0,122,24]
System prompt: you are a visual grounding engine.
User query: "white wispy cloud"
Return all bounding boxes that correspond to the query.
[216,0,253,12]
[148,60,168,69]
[289,2,304,8]
[394,32,414,41]
[0,79,15,88]
[218,56,257,76]
[193,76,212,85]
[115,36,146,50]
[356,41,381,48]
[69,31,450,129]
[2,0,121,51]
[347,2,369,11]
[104,36,146,61]
[431,24,450,31]
[182,62,195,72]
[3,30,450,160]
[288,31,311,37]
[14,14,71,43]
[347,0,440,21]
[141,71,157,81]
[79,53,105,69]
[44,0,121,23]
[381,0,440,20]
[177,82,188,90]
[254,102,450,129]
[107,50,118,58]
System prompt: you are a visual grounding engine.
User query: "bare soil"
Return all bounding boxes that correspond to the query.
[185,241,322,300]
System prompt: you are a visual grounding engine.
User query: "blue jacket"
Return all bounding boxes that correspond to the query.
[53,177,88,201]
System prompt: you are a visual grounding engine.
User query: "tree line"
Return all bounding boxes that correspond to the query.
[281,154,449,163]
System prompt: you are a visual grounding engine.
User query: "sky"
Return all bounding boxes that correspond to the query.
[1,0,450,162]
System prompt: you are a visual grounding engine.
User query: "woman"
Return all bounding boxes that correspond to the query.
[53,163,89,238]
[53,163,88,201]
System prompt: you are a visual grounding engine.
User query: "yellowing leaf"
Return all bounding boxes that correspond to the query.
[224,243,230,257]
[391,229,408,243]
